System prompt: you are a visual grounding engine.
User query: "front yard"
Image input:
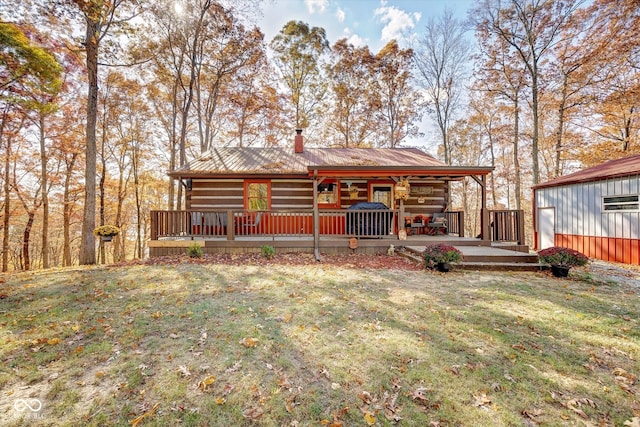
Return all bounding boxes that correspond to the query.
[0,254,638,426]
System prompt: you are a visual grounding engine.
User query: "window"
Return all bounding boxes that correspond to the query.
[603,195,639,211]
[317,180,339,208]
[246,181,270,211]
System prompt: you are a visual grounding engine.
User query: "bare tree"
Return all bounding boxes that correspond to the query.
[472,0,581,184]
[414,9,470,165]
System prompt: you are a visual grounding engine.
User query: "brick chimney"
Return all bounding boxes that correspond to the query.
[294,128,303,153]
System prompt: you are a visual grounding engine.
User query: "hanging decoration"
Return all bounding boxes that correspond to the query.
[394,179,410,201]
[348,184,359,200]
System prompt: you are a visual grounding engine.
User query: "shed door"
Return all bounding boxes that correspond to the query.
[538,207,555,249]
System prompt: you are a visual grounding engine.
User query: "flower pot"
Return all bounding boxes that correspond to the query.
[101,235,113,242]
[437,262,451,273]
[551,265,570,278]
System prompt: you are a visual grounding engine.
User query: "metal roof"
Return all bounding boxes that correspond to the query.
[169,147,451,177]
[533,154,640,190]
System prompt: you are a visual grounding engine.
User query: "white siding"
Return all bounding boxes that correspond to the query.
[536,175,640,239]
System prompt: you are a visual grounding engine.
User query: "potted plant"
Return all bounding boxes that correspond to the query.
[93,225,120,242]
[423,243,463,272]
[537,246,588,277]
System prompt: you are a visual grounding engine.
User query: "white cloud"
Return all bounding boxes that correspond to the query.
[305,0,328,14]
[374,5,421,42]
[341,27,367,47]
[336,8,345,23]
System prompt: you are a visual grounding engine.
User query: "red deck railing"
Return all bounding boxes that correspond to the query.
[151,209,398,240]
[150,209,523,243]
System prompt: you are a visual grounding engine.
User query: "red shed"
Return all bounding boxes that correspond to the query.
[533,154,640,265]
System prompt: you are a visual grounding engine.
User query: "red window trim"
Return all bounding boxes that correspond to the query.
[318,179,341,209]
[244,180,271,211]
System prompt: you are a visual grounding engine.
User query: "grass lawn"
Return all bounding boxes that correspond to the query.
[0,253,638,426]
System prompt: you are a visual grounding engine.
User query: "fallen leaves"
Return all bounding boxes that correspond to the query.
[613,367,637,394]
[471,392,493,410]
[118,252,422,270]
[197,375,215,392]
[240,337,259,348]
[624,417,640,427]
[176,365,191,378]
[129,402,159,427]
[521,407,543,422]
[358,389,402,422]
[321,406,349,426]
[563,397,597,419]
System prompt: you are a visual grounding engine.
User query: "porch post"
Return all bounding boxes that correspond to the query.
[398,198,405,236]
[481,175,490,242]
[312,172,320,261]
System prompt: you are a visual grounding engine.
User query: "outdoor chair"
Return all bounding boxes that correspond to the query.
[235,211,263,235]
[427,213,447,235]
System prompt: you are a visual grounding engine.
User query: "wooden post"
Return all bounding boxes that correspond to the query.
[481,175,490,242]
[470,175,490,241]
[398,197,405,236]
[516,209,525,246]
[226,209,234,241]
[313,173,320,261]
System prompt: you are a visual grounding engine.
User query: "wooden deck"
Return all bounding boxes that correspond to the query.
[149,208,531,270]
[402,244,542,271]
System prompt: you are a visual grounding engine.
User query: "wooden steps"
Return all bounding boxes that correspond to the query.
[400,245,543,272]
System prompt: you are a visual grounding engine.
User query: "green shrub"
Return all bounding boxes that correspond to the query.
[423,244,462,269]
[187,243,203,258]
[261,245,275,259]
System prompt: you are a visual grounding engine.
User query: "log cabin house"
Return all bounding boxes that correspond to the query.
[150,130,526,258]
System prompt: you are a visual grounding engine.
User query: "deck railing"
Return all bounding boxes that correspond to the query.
[489,209,525,245]
[151,208,524,244]
[150,209,398,240]
[444,211,464,237]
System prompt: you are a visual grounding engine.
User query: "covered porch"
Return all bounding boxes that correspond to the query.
[149,207,527,257]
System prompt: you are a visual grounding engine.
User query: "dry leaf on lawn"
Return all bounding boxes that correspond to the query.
[564,397,596,419]
[410,387,430,403]
[129,402,159,427]
[176,365,191,377]
[198,375,215,392]
[240,337,259,348]
[472,392,492,409]
[624,417,640,427]
[278,374,292,389]
[363,411,376,426]
[242,406,264,420]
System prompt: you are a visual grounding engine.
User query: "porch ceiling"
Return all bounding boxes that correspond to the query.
[307,165,494,179]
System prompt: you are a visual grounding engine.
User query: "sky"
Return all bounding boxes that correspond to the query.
[260,0,476,52]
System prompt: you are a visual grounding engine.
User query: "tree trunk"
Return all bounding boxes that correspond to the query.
[79,19,100,265]
[63,153,78,267]
[22,212,35,271]
[513,94,522,211]
[39,114,49,269]
[530,70,540,185]
[554,80,567,178]
[486,120,498,208]
[98,105,108,264]
[133,147,142,259]
[1,110,10,272]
